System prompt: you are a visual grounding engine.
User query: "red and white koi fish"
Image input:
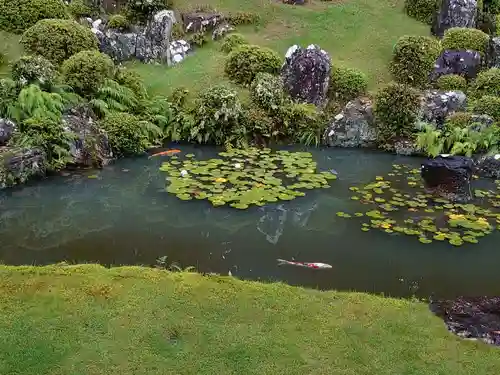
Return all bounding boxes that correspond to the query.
[149,149,181,158]
[277,259,332,269]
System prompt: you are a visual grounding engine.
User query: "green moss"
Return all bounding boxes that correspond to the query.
[442,27,489,55]
[328,65,368,102]
[436,74,467,91]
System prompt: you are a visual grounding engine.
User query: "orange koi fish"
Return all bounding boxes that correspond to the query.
[277,259,332,269]
[149,149,181,158]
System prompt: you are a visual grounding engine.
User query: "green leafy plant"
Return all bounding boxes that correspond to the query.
[404,0,438,24]
[281,102,325,145]
[67,0,94,18]
[328,66,368,102]
[469,68,500,98]
[0,0,70,34]
[436,74,467,91]
[21,19,98,64]
[472,95,500,121]
[442,27,489,55]
[107,14,130,31]
[11,55,57,89]
[114,67,148,99]
[225,44,282,86]
[189,31,207,47]
[160,87,194,141]
[226,11,260,25]
[0,78,21,119]
[250,72,287,114]
[220,33,248,54]
[444,112,474,129]
[125,0,173,24]
[389,35,441,88]
[89,79,139,118]
[241,104,277,146]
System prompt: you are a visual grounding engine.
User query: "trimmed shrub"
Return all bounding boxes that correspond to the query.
[21,19,98,65]
[404,0,438,24]
[67,0,94,18]
[442,27,489,55]
[125,0,173,24]
[445,112,474,129]
[436,74,467,91]
[241,104,276,143]
[99,112,149,156]
[389,35,441,88]
[0,0,69,34]
[61,50,114,96]
[220,33,248,54]
[473,95,500,121]
[469,68,500,98]
[250,72,287,113]
[328,66,368,102]
[11,55,57,87]
[226,11,260,25]
[107,14,130,31]
[374,82,421,142]
[115,67,147,99]
[225,44,281,86]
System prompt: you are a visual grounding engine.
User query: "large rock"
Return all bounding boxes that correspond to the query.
[95,30,138,62]
[419,89,467,128]
[0,119,16,146]
[430,49,482,82]
[421,155,474,202]
[486,36,500,68]
[0,147,46,188]
[323,98,377,148]
[281,44,331,107]
[169,40,192,64]
[431,0,478,38]
[181,12,224,33]
[474,154,500,179]
[62,105,113,168]
[211,22,234,40]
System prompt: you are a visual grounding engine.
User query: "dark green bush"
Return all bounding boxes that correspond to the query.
[107,14,130,31]
[125,0,173,24]
[11,55,57,88]
[442,27,489,55]
[436,74,467,91]
[404,0,438,24]
[226,11,260,25]
[473,95,500,121]
[21,19,98,65]
[0,78,20,118]
[225,44,282,86]
[250,72,287,114]
[241,104,276,144]
[99,112,150,156]
[61,50,115,96]
[189,31,208,47]
[220,33,248,54]
[469,68,500,98]
[328,66,368,102]
[0,0,69,34]
[444,112,474,129]
[389,35,441,88]
[115,67,147,99]
[374,82,421,142]
[67,0,94,18]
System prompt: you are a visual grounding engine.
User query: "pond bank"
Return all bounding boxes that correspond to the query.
[0,264,499,374]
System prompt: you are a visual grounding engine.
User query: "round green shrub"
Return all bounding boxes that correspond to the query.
[404,0,438,24]
[374,82,421,142]
[241,104,276,142]
[115,67,147,99]
[61,50,114,96]
[389,35,441,88]
[11,55,57,87]
[225,45,282,86]
[328,66,368,102]
[67,0,94,18]
[473,95,500,121]
[125,0,173,24]
[21,19,98,65]
[442,27,489,55]
[107,14,130,31]
[250,72,287,113]
[220,33,248,54]
[99,112,149,156]
[469,68,500,98]
[436,74,467,91]
[445,112,474,129]
[0,0,70,34]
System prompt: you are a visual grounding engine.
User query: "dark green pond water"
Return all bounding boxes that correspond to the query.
[1,145,499,299]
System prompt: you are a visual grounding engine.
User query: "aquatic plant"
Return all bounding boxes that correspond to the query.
[159,148,336,209]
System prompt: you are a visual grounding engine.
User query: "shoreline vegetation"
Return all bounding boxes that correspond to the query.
[1,264,500,374]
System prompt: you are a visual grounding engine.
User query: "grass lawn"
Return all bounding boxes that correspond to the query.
[131,0,430,97]
[0,264,499,375]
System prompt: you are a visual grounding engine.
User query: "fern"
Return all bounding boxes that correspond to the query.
[415,123,444,157]
[90,79,139,118]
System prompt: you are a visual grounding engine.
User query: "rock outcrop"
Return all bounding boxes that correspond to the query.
[170,40,192,64]
[181,12,224,33]
[211,22,234,40]
[474,154,500,179]
[0,118,16,146]
[0,147,46,188]
[486,36,500,68]
[430,49,482,81]
[432,0,478,38]
[419,90,467,128]
[281,44,331,107]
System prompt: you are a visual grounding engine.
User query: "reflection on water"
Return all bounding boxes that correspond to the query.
[1,145,500,299]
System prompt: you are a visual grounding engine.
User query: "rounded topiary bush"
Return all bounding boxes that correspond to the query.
[473,95,500,121]
[328,66,368,102]
[115,67,147,98]
[0,0,69,34]
[67,0,94,18]
[404,0,438,24]
[99,112,149,156]
[21,19,98,65]
[11,55,57,87]
[61,50,115,96]
[107,14,130,31]
[389,35,441,88]
[442,27,489,55]
[224,44,282,86]
[374,82,421,142]
[469,68,500,98]
[250,72,287,113]
[436,74,467,91]
[220,33,248,53]
[445,112,474,129]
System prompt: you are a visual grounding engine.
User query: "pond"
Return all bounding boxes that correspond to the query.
[1,145,499,299]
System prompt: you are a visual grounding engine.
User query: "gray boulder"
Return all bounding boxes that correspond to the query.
[212,22,234,40]
[486,37,500,68]
[430,49,482,81]
[419,89,467,128]
[170,40,192,64]
[474,154,500,179]
[323,98,377,148]
[181,12,224,33]
[0,119,16,146]
[95,30,138,62]
[469,114,494,131]
[281,44,331,107]
[0,147,46,189]
[432,0,478,38]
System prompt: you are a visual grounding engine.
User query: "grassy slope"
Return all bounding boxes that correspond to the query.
[0,31,22,78]
[131,0,429,97]
[0,265,499,375]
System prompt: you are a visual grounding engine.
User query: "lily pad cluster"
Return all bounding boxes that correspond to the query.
[159,148,336,209]
[336,164,500,246]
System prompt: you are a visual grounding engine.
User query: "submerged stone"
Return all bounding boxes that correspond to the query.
[431,0,478,38]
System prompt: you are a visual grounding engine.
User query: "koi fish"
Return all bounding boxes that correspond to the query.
[277,259,332,269]
[149,149,181,158]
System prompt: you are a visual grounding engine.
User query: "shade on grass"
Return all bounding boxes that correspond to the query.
[0,264,499,375]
